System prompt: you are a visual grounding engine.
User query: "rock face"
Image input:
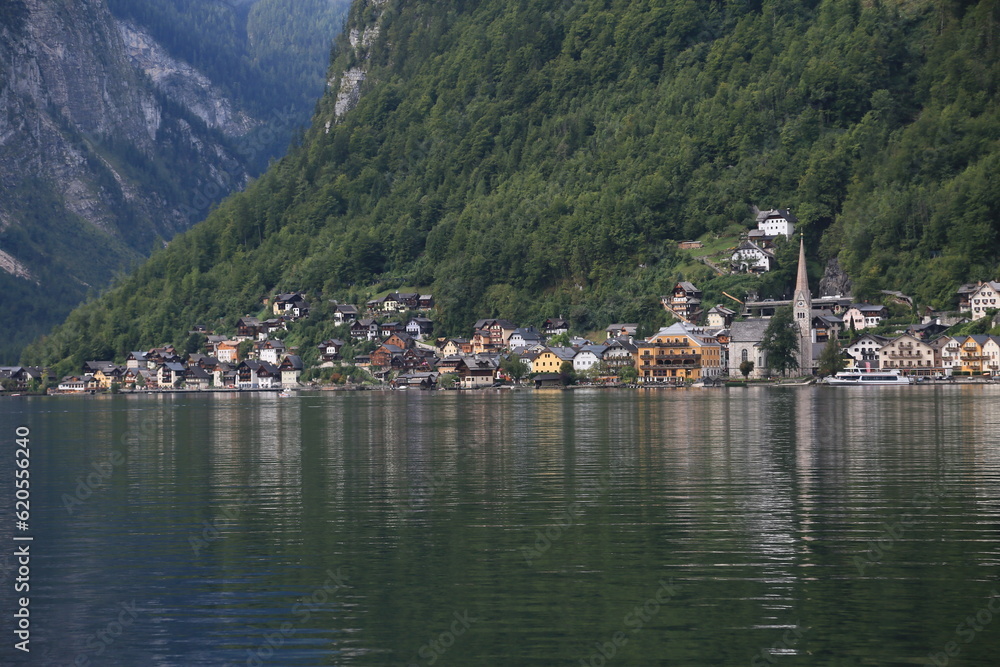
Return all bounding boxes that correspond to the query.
[330,0,390,122]
[819,257,853,298]
[0,0,251,360]
[116,19,256,137]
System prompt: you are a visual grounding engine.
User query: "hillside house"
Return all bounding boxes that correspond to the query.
[842,304,889,330]
[405,317,434,339]
[705,306,736,328]
[731,240,776,273]
[318,339,345,362]
[542,318,569,336]
[508,327,543,349]
[661,282,702,321]
[333,304,360,324]
[755,208,797,238]
[605,323,639,340]
[968,281,1000,320]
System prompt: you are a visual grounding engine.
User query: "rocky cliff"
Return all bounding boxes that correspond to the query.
[0,0,252,361]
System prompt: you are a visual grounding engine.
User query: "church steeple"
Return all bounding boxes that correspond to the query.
[792,236,813,374]
[795,236,809,297]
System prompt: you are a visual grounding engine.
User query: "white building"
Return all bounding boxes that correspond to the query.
[844,334,888,369]
[842,304,889,330]
[755,209,797,238]
[731,240,775,273]
[969,281,1000,320]
[573,345,606,373]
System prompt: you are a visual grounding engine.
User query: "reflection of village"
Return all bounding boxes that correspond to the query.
[4,212,999,394]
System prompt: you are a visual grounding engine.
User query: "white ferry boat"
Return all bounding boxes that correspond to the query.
[824,369,912,386]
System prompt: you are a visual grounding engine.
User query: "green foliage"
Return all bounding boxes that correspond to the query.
[817,338,846,377]
[739,360,755,378]
[559,360,576,386]
[761,307,799,376]
[547,332,571,347]
[23,0,1000,368]
[500,354,529,383]
[618,366,638,384]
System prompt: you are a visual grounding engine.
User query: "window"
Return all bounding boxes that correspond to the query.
[741,350,748,362]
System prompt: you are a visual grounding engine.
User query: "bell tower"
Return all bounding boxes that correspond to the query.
[793,236,813,374]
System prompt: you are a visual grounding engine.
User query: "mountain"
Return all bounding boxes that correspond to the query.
[0,0,349,363]
[22,0,1000,373]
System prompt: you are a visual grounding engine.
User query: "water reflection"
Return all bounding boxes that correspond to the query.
[3,386,1000,665]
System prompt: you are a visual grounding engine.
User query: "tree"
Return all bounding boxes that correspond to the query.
[548,332,572,347]
[237,339,254,360]
[739,360,755,378]
[501,354,529,384]
[184,332,206,355]
[760,307,799,377]
[559,360,576,385]
[439,373,458,389]
[618,365,638,384]
[817,338,846,377]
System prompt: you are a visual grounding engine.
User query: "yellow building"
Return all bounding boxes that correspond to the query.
[531,347,576,374]
[637,323,722,384]
[952,335,992,374]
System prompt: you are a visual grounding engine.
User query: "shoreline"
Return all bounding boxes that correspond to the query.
[4,376,998,398]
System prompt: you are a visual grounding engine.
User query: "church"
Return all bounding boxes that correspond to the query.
[727,237,820,377]
[793,237,816,374]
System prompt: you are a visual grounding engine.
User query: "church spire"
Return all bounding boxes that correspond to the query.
[795,236,809,296]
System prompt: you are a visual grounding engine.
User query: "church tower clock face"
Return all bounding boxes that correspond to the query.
[797,300,804,308]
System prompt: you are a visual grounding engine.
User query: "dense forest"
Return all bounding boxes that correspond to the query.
[24,0,1000,374]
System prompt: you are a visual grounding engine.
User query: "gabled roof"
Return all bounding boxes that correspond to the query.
[676,282,700,292]
[972,281,1000,294]
[729,318,771,343]
[755,208,798,223]
[545,347,577,361]
[847,334,891,346]
[280,355,304,370]
[319,338,346,347]
[734,239,775,258]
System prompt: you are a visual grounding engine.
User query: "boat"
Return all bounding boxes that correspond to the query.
[824,369,912,385]
[278,389,293,397]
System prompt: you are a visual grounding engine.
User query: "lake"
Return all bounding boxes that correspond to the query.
[2,386,1000,665]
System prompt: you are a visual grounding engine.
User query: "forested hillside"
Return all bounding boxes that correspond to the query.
[0,0,350,363]
[24,0,1000,372]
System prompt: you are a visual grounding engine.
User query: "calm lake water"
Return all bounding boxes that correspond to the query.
[2,386,1000,666]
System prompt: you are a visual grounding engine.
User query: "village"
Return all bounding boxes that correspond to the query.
[3,211,1000,395]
